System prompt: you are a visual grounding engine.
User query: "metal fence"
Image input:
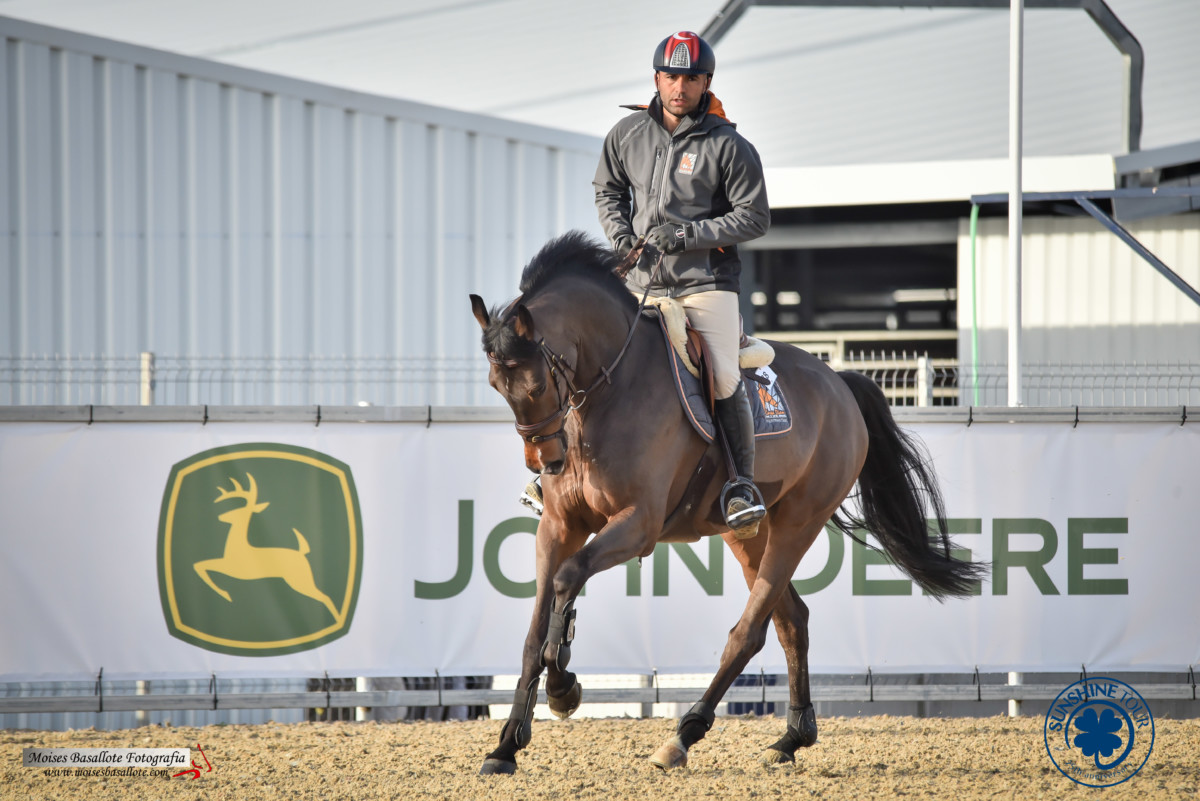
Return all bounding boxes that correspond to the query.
[0,354,491,407]
[3,352,1198,408]
[3,670,1196,730]
[960,361,1200,407]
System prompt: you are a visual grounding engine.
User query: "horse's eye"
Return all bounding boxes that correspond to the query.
[530,383,547,398]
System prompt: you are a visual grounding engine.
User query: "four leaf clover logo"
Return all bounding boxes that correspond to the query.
[1074,707,1123,759]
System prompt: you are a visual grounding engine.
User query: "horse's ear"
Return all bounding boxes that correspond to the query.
[469,294,490,330]
[514,304,536,341]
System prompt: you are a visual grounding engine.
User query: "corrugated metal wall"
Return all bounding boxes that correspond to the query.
[0,19,604,406]
[958,214,1200,404]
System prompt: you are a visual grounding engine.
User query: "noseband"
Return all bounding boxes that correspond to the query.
[490,244,662,450]
[488,331,619,448]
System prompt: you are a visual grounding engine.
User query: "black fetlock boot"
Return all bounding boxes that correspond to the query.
[715,383,766,538]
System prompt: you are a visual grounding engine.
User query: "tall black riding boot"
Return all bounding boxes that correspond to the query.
[715,383,766,539]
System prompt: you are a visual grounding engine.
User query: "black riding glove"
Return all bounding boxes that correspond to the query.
[614,235,637,259]
[646,223,687,255]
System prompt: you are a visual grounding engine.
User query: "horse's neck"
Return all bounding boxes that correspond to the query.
[550,286,640,379]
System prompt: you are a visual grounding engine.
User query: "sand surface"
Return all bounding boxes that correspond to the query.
[3,713,1196,800]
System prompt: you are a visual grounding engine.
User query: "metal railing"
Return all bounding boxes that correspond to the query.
[0,353,492,408]
[2,352,1197,408]
[3,670,1195,725]
[832,353,959,406]
[961,361,1200,407]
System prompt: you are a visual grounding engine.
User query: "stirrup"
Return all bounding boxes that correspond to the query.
[720,478,765,539]
[519,478,544,517]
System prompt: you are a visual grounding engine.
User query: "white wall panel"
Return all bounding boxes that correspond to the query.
[958,213,1200,404]
[2,20,604,405]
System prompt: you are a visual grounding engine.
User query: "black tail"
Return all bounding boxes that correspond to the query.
[833,371,987,600]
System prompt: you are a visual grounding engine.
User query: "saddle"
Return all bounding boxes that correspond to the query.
[648,301,792,444]
[645,296,774,383]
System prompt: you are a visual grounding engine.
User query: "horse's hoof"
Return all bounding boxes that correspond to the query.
[479,758,517,776]
[547,679,582,720]
[649,735,688,770]
[761,747,794,766]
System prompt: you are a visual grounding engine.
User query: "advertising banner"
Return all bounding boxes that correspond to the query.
[0,416,1196,679]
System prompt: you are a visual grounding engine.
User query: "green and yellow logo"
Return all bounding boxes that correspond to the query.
[157,443,363,656]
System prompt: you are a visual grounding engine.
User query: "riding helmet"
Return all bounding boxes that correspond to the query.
[653,31,716,76]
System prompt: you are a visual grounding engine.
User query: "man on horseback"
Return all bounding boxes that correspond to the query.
[520,30,771,536]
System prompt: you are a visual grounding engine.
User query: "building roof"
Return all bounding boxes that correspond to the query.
[3,0,1198,174]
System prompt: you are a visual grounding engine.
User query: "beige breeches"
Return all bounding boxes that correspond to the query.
[679,290,741,399]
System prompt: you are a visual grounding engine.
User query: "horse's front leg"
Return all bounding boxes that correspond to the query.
[479,517,587,776]
[540,508,654,717]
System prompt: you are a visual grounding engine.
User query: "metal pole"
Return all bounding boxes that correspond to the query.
[135,680,149,726]
[917,355,933,407]
[1007,0,1024,407]
[1008,671,1023,716]
[356,676,369,722]
[139,351,155,406]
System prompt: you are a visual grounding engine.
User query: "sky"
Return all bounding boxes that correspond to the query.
[3,1,1198,166]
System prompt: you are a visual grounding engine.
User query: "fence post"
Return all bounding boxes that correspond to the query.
[356,676,369,722]
[139,352,155,406]
[1008,671,1023,717]
[917,355,933,407]
[135,680,149,727]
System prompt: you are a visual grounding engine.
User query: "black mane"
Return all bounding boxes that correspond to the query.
[482,231,633,361]
[519,231,629,300]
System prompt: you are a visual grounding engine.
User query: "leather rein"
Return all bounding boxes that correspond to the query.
[489,239,661,447]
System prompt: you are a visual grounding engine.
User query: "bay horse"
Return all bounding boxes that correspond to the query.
[469,232,984,775]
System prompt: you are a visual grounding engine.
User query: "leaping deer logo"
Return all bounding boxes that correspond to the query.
[193,474,340,621]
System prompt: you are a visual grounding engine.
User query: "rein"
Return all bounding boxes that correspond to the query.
[494,239,663,446]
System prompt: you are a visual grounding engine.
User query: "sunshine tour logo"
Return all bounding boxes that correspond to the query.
[1044,677,1154,788]
[157,444,363,657]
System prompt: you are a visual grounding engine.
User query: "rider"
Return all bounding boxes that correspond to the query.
[522,30,770,537]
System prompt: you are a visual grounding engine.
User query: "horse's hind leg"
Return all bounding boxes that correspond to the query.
[650,516,825,770]
[761,583,819,765]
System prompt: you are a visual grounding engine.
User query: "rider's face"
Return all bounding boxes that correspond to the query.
[654,71,710,120]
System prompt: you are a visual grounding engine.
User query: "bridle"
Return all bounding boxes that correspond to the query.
[489,241,661,449]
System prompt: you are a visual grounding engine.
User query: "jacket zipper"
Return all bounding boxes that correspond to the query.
[657,139,674,226]
[656,115,696,226]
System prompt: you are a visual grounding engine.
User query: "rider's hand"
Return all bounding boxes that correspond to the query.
[614,235,637,259]
[646,223,687,255]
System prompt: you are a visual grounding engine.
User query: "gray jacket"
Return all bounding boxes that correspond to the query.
[593,93,770,297]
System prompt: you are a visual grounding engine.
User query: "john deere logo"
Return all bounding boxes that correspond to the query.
[157,443,363,656]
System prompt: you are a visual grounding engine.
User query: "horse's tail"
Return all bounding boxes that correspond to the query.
[833,371,987,599]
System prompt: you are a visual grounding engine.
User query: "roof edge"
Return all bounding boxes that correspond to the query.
[0,15,603,154]
[765,154,1116,208]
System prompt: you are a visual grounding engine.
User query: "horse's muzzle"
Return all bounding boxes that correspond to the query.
[524,440,566,476]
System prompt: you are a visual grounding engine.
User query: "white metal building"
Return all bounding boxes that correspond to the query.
[1,16,603,405]
[2,5,1198,407]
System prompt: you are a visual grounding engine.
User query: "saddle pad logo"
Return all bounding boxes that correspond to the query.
[755,366,787,419]
[678,152,697,175]
[157,443,363,657]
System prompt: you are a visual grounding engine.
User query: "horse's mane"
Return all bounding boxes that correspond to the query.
[518,231,628,299]
[482,231,634,361]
